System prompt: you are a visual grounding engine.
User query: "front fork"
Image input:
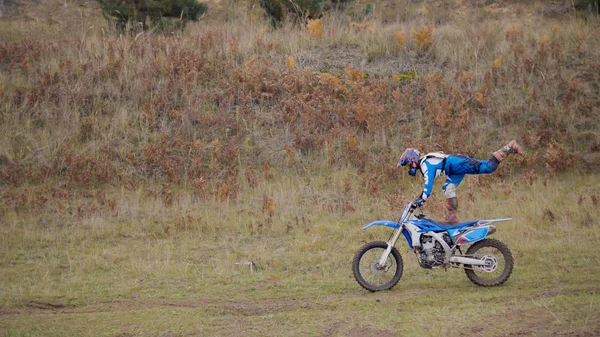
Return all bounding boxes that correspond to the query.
[378,225,404,267]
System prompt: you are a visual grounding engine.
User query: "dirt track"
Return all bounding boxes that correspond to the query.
[2,288,599,337]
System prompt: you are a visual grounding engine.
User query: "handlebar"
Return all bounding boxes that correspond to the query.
[398,201,417,223]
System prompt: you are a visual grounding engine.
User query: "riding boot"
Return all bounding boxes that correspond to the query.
[445,197,459,224]
[493,139,522,162]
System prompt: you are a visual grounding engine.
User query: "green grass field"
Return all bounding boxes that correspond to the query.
[1,0,600,336]
[1,173,599,336]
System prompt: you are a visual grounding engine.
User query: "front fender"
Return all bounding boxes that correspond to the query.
[362,220,400,230]
[362,220,413,248]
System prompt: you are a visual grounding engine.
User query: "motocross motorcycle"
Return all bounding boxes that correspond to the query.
[352,201,514,291]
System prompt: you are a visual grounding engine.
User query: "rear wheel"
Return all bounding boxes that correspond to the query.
[352,241,403,292]
[464,238,514,286]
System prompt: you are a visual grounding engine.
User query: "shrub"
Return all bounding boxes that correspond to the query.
[306,18,323,37]
[288,0,328,17]
[575,0,599,11]
[413,26,434,50]
[96,0,208,33]
[259,0,329,26]
[259,0,284,27]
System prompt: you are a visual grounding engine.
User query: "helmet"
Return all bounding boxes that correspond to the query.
[398,148,421,176]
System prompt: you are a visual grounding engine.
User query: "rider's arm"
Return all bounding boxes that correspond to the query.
[419,159,437,203]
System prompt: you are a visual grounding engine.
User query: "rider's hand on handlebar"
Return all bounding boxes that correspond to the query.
[410,198,425,210]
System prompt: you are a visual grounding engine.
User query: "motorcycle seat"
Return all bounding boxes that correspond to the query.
[422,218,478,230]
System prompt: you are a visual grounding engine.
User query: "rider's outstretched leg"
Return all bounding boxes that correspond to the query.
[493,139,522,162]
[476,139,523,174]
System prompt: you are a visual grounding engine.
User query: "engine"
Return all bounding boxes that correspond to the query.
[417,233,452,268]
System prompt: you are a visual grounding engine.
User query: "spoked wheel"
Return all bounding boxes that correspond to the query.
[352,241,403,292]
[464,238,514,287]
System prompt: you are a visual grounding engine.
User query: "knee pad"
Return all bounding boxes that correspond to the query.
[444,183,457,199]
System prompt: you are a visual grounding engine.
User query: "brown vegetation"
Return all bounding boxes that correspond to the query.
[0,2,597,224]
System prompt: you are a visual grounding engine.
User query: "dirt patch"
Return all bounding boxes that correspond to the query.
[320,320,397,337]
[465,307,600,337]
[523,288,600,301]
[286,45,442,78]
[215,297,330,316]
[26,301,69,310]
[319,320,347,337]
[1,296,334,317]
[348,327,397,337]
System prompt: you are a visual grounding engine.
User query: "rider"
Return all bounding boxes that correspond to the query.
[397,140,522,224]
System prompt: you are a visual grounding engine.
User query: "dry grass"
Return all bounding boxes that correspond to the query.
[2,1,599,192]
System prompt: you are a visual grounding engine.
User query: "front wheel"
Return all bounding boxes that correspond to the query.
[464,238,514,286]
[352,241,403,292]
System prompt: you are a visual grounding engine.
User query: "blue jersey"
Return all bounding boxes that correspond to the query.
[417,152,499,201]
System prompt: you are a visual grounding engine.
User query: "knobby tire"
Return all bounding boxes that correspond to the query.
[352,241,403,292]
[464,238,514,287]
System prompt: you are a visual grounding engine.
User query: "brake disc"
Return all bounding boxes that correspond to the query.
[371,260,391,273]
[476,255,498,273]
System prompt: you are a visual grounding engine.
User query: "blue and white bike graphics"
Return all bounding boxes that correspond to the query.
[352,202,514,291]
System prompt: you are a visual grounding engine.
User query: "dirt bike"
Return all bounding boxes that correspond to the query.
[352,201,514,291]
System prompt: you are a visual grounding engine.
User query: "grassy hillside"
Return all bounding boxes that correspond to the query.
[1,0,599,336]
[1,0,599,188]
